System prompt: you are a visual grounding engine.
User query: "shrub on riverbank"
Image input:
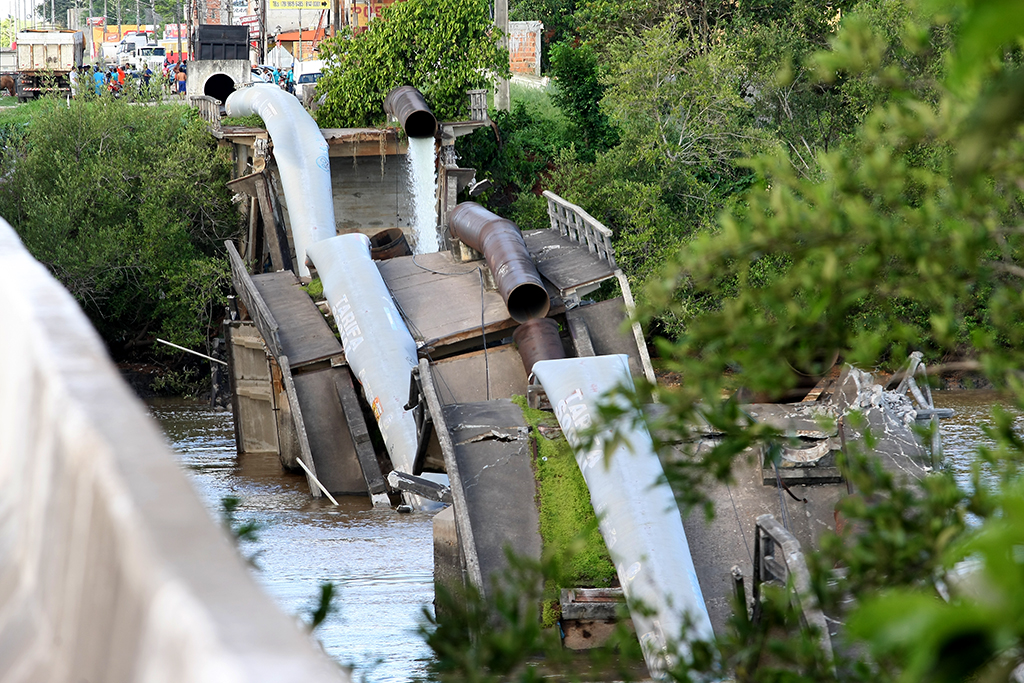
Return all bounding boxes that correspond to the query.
[0,97,240,360]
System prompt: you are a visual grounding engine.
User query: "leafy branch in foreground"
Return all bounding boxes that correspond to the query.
[623,0,1024,680]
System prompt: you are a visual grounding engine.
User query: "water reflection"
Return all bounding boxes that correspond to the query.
[149,398,435,683]
[934,390,1023,493]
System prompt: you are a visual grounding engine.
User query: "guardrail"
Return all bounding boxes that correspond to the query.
[542,190,617,269]
[0,218,347,683]
[468,89,488,122]
[190,94,222,134]
[753,514,834,662]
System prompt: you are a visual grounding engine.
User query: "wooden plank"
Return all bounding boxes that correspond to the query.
[226,171,261,198]
[387,470,452,503]
[225,321,246,457]
[244,196,261,266]
[430,344,529,405]
[419,359,485,590]
[440,399,540,598]
[292,368,367,495]
[254,173,292,272]
[270,357,302,470]
[566,315,596,358]
[378,252,517,350]
[226,321,280,455]
[614,270,657,384]
[278,355,322,498]
[333,365,390,501]
[225,240,282,358]
[522,229,615,295]
[249,270,343,368]
[566,297,646,380]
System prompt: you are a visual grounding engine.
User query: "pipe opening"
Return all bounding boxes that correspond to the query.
[204,73,235,103]
[506,283,551,323]
[384,86,438,138]
[403,110,437,138]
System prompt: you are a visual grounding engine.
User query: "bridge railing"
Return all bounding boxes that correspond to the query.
[542,189,617,269]
[190,94,223,134]
[0,220,347,683]
[753,514,834,663]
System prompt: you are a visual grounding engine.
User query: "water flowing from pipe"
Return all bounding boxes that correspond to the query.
[406,137,438,254]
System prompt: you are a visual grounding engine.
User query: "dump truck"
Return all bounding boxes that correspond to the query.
[0,50,17,75]
[15,29,85,101]
[194,24,249,61]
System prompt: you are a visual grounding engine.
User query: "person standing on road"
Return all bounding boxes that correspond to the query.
[69,66,78,99]
[92,65,104,95]
[175,67,187,98]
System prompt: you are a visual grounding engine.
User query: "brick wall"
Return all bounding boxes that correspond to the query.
[509,20,542,77]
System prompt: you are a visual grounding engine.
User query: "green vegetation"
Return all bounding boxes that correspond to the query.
[221,113,266,128]
[0,96,240,359]
[418,0,1024,680]
[512,395,616,627]
[315,0,509,127]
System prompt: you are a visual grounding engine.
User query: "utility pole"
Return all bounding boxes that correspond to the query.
[494,0,509,111]
[298,7,302,62]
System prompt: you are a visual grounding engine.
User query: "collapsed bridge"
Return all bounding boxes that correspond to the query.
[208,84,950,677]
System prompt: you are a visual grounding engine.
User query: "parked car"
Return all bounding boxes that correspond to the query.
[295,70,322,106]
[293,60,323,107]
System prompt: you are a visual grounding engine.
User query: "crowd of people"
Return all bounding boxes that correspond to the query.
[48,59,303,103]
[252,65,295,93]
[63,60,187,100]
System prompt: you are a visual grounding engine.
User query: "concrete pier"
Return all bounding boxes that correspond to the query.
[0,219,348,682]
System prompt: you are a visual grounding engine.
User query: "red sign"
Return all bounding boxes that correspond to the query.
[239,14,259,24]
[86,16,106,26]
[163,23,186,39]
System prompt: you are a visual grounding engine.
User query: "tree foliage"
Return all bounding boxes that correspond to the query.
[0,97,240,355]
[315,0,509,128]
[436,0,1024,681]
[548,41,617,160]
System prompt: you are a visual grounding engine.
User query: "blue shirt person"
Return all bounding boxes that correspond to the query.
[92,66,105,95]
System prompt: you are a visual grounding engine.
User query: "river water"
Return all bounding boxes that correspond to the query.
[149,390,1019,682]
[149,399,435,683]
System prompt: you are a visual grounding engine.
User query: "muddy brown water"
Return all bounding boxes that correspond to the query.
[149,390,1019,681]
[149,398,435,682]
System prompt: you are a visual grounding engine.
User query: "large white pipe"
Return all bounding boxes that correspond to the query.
[531,355,714,677]
[306,234,446,510]
[225,84,335,277]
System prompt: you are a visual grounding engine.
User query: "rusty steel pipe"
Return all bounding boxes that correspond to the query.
[384,86,438,138]
[448,202,550,323]
[513,318,565,375]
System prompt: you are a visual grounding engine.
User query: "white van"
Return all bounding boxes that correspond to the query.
[294,59,324,106]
